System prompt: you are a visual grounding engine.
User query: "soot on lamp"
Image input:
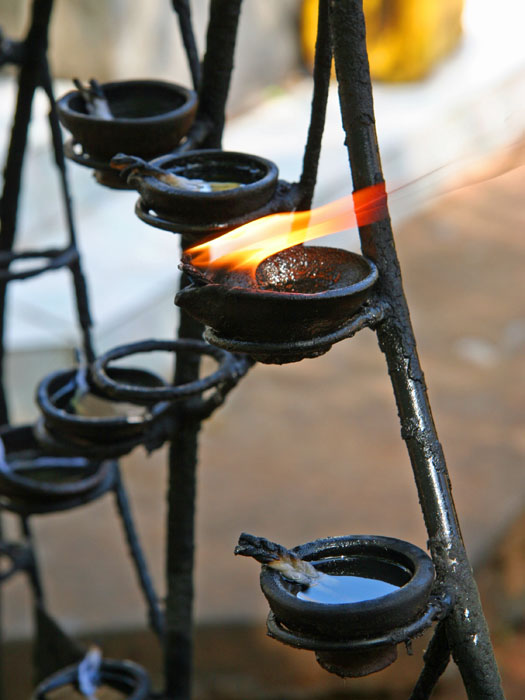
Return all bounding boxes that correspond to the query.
[176,245,379,363]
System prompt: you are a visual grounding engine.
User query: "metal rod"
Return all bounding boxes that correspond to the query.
[328,2,504,697]
[298,0,332,210]
[196,0,243,148]
[39,60,95,363]
[164,269,204,700]
[162,3,246,690]
[113,466,165,639]
[19,516,45,605]
[0,5,53,696]
[0,0,54,424]
[409,622,451,700]
[171,0,201,92]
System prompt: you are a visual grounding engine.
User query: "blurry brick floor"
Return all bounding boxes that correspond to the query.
[4,145,525,697]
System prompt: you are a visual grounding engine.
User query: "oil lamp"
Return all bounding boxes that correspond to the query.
[36,365,171,457]
[32,657,151,700]
[173,180,387,362]
[125,149,281,239]
[0,424,114,513]
[177,245,380,363]
[236,533,451,678]
[57,79,197,188]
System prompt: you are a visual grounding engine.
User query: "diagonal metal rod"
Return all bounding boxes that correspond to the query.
[328,1,504,697]
[39,61,95,363]
[113,467,165,639]
[171,0,201,92]
[0,5,54,697]
[409,622,451,700]
[0,0,55,425]
[298,0,332,210]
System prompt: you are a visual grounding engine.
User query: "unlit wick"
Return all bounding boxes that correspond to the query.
[234,533,399,604]
[110,154,242,192]
[73,78,113,120]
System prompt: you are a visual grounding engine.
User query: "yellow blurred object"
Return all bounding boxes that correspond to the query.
[301,0,464,82]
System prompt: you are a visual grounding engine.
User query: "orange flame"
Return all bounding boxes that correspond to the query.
[187,182,387,274]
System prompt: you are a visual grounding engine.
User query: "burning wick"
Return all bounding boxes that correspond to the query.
[235,533,400,604]
[73,78,113,120]
[187,182,387,275]
[110,154,242,192]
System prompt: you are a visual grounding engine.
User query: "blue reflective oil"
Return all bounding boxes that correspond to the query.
[297,574,399,604]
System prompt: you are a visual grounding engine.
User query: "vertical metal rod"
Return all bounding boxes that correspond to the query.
[164,266,203,700]
[163,1,245,691]
[197,0,243,148]
[328,1,504,698]
[298,0,332,210]
[19,516,45,605]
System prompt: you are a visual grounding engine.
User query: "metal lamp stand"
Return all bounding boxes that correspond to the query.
[0,1,506,698]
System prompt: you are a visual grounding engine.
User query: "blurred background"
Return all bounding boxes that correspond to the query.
[0,0,524,697]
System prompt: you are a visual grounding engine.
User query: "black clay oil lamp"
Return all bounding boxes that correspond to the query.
[36,365,171,457]
[57,79,197,188]
[236,534,450,678]
[0,425,113,513]
[173,183,389,363]
[123,149,280,238]
[177,245,378,363]
[33,656,151,699]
